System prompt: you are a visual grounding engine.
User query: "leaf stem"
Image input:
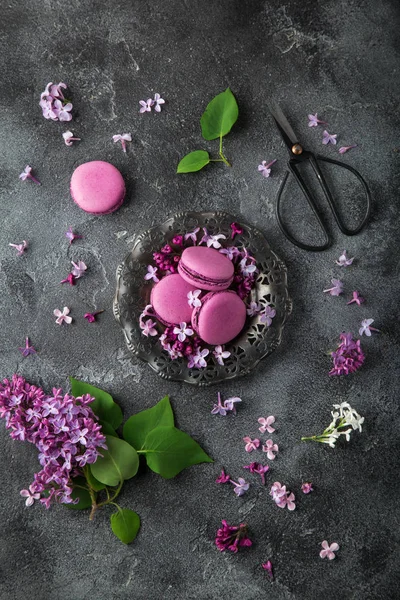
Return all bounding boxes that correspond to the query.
[218,134,231,167]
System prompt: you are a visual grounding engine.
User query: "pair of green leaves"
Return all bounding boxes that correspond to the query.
[177,88,239,173]
[68,379,213,544]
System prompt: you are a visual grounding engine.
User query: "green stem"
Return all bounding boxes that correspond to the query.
[218,134,231,167]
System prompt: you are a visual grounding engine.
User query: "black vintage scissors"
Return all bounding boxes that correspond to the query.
[269,102,371,251]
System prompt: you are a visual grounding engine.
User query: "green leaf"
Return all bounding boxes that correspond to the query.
[123,395,174,450]
[99,420,119,438]
[110,509,141,545]
[177,150,210,173]
[85,467,106,492]
[69,378,123,430]
[90,435,139,487]
[200,88,239,141]
[65,477,93,510]
[141,426,213,479]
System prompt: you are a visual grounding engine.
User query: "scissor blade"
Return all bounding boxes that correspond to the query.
[268,101,298,146]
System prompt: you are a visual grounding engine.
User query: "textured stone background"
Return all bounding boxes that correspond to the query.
[0,1,399,599]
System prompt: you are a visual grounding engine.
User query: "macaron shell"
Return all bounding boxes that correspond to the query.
[150,273,197,326]
[70,161,126,214]
[192,290,246,345]
[178,246,234,291]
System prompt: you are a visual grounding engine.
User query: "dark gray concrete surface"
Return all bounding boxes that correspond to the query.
[1,1,399,599]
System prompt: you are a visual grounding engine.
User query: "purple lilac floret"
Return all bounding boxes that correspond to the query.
[0,375,107,508]
[211,393,241,416]
[39,82,73,122]
[330,332,365,376]
[262,560,274,580]
[243,462,270,485]
[215,520,252,553]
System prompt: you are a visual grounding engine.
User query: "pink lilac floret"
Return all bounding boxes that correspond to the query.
[262,560,274,580]
[347,291,364,306]
[262,439,278,460]
[320,541,339,560]
[258,416,275,434]
[302,482,313,494]
[243,462,270,485]
[322,130,337,145]
[9,241,28,256]
[243,436,260,452]
[18,338,36,357]
[0,375,107,508]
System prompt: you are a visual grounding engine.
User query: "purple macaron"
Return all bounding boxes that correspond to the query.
[150,273,197,326]
[191,290,246,345]
[178,246,234,291]
[70,161,126,214]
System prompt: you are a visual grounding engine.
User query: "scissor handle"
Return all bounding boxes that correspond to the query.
[276,152,371,251]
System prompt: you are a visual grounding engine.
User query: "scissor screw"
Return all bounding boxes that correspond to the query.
[291,144,303,155]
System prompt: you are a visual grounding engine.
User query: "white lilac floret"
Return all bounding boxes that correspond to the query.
[213,346,231,366]
[301,401,364,447]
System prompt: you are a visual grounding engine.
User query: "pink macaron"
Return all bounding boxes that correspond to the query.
[191,290,246,345]
[150,273,198,326]
[70,161,126,214]
[178,246,234,291]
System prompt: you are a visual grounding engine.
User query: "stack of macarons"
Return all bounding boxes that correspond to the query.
[150,245,247,346]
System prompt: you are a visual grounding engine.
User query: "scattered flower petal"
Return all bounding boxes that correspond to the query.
[139,98,153,113]
[60,273,76,286]
[54,307,72,325]
[258,159,277,178]
[213,345,231,366]
[231,477,250,497]
[247,301,262,317]
[243,436,260,453]
[19,165,41,185]
[335,250,354,267]
[187,348,209,369]
[216,468,231,484]
[113,133,132,153]
[20,484,41,507]
[320,540,339,560]
[259,306,276,326]
[18,337,36,357]
[323,279,343,296]
[262,560,274,580]
[243,462,270,485]
[63,131,81,146]
[219,246,241,261]
[308,113,327,127]
[322,130,337,145]
[84,311,104,323]
[347,291,364,306]
[184,227,200,244]
[140,319,158,337]
[144,265,159,283]
[230,222,243,238]
[65,227,82,244]
[173,322,194,342]
[359,318,380,337]
[71,261,87,278]
[258,416,275,434]
[262,439,279,460]
[240,258,258,277]
[301,482,313,494]
[270,482,295,510]
[339,144,357,154]
[9,241,27,256]
[153,93,165,112]
[187,289,202,308]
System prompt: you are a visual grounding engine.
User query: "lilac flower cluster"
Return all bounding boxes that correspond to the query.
[0,375,106,508]
[39,82,73,121]
[215,519,252,553]
[330,332,365,376]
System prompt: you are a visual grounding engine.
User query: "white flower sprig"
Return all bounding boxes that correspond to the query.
[301,402,364,448]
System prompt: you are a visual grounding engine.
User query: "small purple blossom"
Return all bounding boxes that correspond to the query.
[323,279,343,296]
[243,436,260,453]
[219,246,241,261]
[258,416,275,434]
[184,227,200,244]
[320,541,339,560]
[216,468,231,484]
[188,289,202,308]
[258,159,277,178]
[173,322,194,342]
[84,310,104,323]
[40,82,72,122]
[54,307,72,325]
[330,332,365,376]
[18,338,36,357]
[247,301,262,317]
[359,319,380,337]
[230,222,243,238]
[19,165,41,185]
[322,130,337,145]
[71,261,87,279]
[211,393,241,416]
[153,93,165,113]
[213,345,231,366]
[60,273,76,286]
[63,131,80,146]
[262,439,279,460]
[140,319,158,337]
[339,144,357,154]
[172,235,184,246]
[302,482,313,494]
[188,347,209,369]
[335,250,354,267]
[243,462,270,485]
[215,520,252,553]
[113,133,132,153]
[144,265,159,283]
[203,232,227,249]
[262,560,274,580]
[270,482,296,510]
[20,484,41,507]
[65,227,82,244]
[231,477,250,497]
[139,98,153,113]
[9,241,28,256]
[347,291,364,306]
[259,306,276,326]
[308,113,327,127]
[240,258,257,277]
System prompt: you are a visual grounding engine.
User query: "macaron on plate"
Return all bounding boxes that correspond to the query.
[114,211,292,386]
